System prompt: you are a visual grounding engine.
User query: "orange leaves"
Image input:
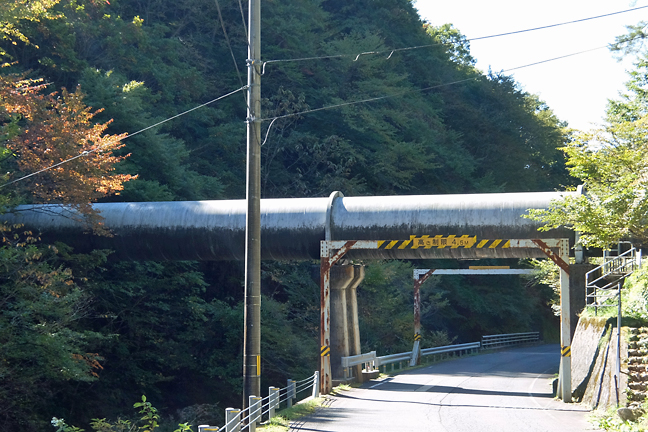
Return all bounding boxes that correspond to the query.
[1,73,135,210]
[71,353,104,378]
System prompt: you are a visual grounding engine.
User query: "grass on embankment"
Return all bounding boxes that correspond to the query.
[259,385,353,432]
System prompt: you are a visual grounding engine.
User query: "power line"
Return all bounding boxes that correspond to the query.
[214,0,246,92]
[503,46,606,72]
[258,46,608,123]
[260,5,648,70]
[0,85,248,189]
[0,41,617,188]
[469,5,648,41]
[236,0,249,46]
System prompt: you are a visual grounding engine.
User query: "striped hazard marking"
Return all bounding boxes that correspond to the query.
[377,235,511,250]
[321,345,330,357]
[561,345,571,357]
[414,333,422,342]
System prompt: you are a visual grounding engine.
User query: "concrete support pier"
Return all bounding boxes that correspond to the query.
[330,265,355,384]
[347,266,365,382]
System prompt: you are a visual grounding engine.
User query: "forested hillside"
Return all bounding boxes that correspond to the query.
[0,0,570,430]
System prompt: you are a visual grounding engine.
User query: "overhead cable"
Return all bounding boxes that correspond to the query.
[214,0,246,93]
[236,0,248,42]
[261,5,648,70]
[0,85,248,189]
[469,5,648,41]
[258,46,608,123]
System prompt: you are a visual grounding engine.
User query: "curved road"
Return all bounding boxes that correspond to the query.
[291,345,600,432]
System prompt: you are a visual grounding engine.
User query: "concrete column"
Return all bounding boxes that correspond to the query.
[330,265,355,383]
[347,265,365,382]
[569,263,595,339]
[559,239,572,402]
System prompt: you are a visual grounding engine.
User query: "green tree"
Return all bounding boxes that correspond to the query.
[528,58,648,248]
[0,0,571,428]
[0,0,60,59]
[0,232,109,430]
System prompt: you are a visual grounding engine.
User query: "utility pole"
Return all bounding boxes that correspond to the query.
[243,0,261,406]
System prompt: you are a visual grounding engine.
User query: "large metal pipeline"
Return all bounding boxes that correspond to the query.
[3,190,578,261]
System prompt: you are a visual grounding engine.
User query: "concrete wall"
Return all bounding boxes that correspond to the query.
[571,316,627,409]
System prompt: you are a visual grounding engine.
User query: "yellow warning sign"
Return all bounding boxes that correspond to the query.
[321,346,330,356]
[411,235,477,249]
[376,236,511,250]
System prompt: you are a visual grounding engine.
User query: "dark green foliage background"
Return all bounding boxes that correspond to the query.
[0,0,568,429]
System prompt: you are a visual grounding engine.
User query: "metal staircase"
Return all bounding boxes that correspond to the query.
[586,243,642,313]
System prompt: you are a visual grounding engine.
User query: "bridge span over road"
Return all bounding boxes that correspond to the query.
[292,345,600,432]
[4,189,588,401]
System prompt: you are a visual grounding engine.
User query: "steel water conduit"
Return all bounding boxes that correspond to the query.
[2,190,578,261]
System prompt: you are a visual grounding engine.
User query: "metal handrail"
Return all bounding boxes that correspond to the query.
[587,248,638,286]
[198,372,319,432]
[586,247,641,309]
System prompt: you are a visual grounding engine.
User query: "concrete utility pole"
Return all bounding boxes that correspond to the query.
[243,0,261,406]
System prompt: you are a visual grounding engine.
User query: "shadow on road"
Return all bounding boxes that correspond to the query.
[288,392,591,432]
[369,381,552,398]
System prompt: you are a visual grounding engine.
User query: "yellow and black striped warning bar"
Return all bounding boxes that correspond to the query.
[414,333,422,342]
[377,235,511,250]
[561,345,571,357]
[321,345,330,357]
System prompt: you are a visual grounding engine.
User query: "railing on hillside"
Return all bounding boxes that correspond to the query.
[481,332,539,350]
[197,372,319,432]
[586,247,641,310]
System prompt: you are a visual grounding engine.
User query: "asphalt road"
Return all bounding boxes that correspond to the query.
[291,344,601,432]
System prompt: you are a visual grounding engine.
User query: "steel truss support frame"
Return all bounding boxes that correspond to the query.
[410,267,536,366]
[319,238,572,401]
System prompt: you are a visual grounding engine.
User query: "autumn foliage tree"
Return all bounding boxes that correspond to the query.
[0,74,135,429]
[0,73,134,212]
[0,5,136,425]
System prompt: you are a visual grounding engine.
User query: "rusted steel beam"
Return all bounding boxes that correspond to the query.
[410,269,436,366]
[532,239,570,275]
[320,241,356,394]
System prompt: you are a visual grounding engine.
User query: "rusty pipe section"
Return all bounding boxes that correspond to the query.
[3,190,577,261]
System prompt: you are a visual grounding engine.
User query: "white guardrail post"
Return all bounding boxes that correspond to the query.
[287,379,296,408]
[249,395,261,432]
[225,408,240,432]
[313,371,320,398]
[268,386,279,420]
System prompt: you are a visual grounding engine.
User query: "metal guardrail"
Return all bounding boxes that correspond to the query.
[341,342,482,374]
[421,342,481,357]
[342,333,539,376]
[375,352,412,369]
[481,332,539,349]
[197,372,319,432]
[341,351,377,368]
